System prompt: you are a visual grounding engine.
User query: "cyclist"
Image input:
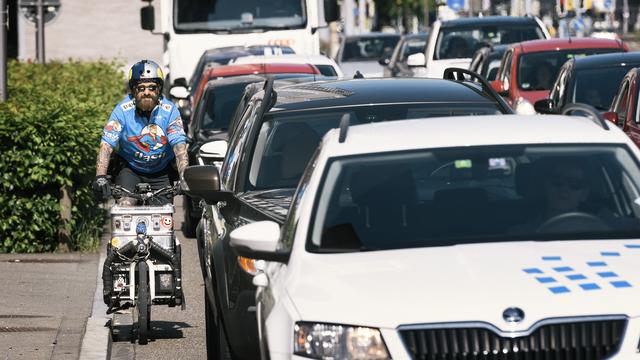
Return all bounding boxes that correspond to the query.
[92,60,188,205]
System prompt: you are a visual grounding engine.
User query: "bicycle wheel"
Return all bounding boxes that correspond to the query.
[137,261,151,345]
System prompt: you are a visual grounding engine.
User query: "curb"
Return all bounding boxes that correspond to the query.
[79,227,111,360]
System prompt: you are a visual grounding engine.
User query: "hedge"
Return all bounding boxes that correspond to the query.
[0,60,126,252]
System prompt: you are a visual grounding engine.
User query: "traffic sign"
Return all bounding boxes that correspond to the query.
[448,0,464,11]
[18,0,61,25]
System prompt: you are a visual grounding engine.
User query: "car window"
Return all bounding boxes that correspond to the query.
[499,50,513,85]
[517,49,620,91]
[310,144,640,252]
[222,100,261,191]
[199,82,251,131]
[435,25,544,60]
[572,66,635,111]
[613,80,630,124]
[469,51,484,73]
[314,64,338,77]
[341,36,400,62]
[245,103,504,191]
[400,38,427,62]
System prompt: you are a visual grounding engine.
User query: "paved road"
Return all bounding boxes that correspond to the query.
[109,195,206,360]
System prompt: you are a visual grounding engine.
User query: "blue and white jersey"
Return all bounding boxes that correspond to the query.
[101,95,186,174]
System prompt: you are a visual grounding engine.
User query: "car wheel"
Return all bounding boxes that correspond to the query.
[205,293,232,360]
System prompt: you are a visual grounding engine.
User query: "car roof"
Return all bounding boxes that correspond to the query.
[205,63,319,78]
[572,51,640,69]
[441,16,538,27]
[230,54,338,66]
[267,78,498,112]
[514,38,625,53]
[201,45,295,59]
[342,32,400,39]
[322,115,627,157]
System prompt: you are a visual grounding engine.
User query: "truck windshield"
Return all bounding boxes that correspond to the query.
[310,145,640,252]
[175,0,307,32]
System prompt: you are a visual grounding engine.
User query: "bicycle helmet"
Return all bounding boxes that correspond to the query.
[128,60,164,91]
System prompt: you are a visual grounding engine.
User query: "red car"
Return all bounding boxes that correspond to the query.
[191,63,321,112]
[605,67,640,147]
[491,38,628,114]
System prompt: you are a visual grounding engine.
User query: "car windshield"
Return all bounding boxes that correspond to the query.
[175,0,306,32]
[436,25,544,60]
[572,66,636,110]
[518,49,620,91]
[341,36,400,62]
[246,103,502,190]
[310,145,640,252]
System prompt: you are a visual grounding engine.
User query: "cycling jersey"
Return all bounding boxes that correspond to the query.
[101,95,186,174]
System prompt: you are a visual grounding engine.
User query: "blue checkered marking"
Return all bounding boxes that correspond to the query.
[624,244,640,248]
[553,266,573,272]
[566,274,587,281]
[536,277,556,284]
[587,261,607,267]
[549,286,570,294]
[600,252,620,257]
[611,281,632,288]
[542,256,562,261]
[523,268,543,274]
[597,272,618,278]
[579,283,601,291]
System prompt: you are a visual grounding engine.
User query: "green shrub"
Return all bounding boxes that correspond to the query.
[0,60,126,252]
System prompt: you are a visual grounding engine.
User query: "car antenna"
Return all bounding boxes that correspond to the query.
[338,113,350,143]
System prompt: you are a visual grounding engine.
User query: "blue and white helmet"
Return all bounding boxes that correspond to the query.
[128,60,164,92]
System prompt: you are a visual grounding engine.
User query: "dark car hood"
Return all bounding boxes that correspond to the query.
[238,188,295,223]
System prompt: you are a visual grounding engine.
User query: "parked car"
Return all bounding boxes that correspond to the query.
[229,111,640,359]
[409,15,550,79]
[381,32,428,77]
[183,71,325,237]
[191,63,322,116]
[469,44,508,81]
[604,67,640,148]
[491,38,627,114]
[335,32,401,77]
[535,52,640,114]
[183,71,512,360]
[229,53,344,78]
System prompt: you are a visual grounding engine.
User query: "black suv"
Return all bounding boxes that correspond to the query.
[184,70,512,360]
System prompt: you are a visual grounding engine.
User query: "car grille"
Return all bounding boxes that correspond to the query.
[399,318,626,360]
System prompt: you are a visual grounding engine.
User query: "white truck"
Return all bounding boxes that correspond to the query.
[139,0,338,89]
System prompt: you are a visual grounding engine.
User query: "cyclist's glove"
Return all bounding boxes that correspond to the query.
[92,175,111,200]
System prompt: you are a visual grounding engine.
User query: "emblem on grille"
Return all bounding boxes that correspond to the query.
[502,307,525,323]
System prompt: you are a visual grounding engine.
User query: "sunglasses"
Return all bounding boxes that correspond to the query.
[135,84,159,92]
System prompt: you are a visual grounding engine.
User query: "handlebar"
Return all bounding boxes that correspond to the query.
[110,184,179,203]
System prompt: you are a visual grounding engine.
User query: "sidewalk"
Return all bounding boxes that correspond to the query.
[0,249,100,359]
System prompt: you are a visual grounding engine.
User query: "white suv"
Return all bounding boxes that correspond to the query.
[409,16,550,79]
[231,112,640,359]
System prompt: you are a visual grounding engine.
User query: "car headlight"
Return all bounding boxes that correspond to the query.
[294,322,390,359]
[515,97,536,115]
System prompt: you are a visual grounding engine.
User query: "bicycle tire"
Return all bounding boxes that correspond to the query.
[137,261,151,345]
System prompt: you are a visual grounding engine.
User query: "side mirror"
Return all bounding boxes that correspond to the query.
[407,53,426,67]
[602,111,620,126]
[378,57,391,66]
[140,5,155,31]
[490,79,508,97]
[198,140,228,168]
[173,77,188,88]
[169,86,189,99]
[183,165,233,204]
[534,99,554,114]
[323,0,339,23]
[230,221,290,262]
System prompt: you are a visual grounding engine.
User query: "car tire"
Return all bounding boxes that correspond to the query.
[205,293,232,360]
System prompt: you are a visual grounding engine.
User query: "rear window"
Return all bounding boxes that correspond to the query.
[341,36,400,62]
[436,25,544,60]
[315,64,338,77]
[310,145,640,252]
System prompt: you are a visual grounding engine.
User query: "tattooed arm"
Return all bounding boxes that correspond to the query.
[173,143,188,177]
[96,141,114,176]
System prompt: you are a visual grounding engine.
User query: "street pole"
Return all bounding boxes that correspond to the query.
[36,0,45,62]
[0,0,6,102]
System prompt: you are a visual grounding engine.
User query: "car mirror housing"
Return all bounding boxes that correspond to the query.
[407,53,426,67]
[230,221,290,262]
[534,98,554,114]
[378,57,390,66]
[183,165,233,204]
[490,79,505,96]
